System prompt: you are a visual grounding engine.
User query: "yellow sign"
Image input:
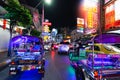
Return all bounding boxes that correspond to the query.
[77,18,84,28]
[87,9,93,28]
[43,36,48,41]
[43,25,50,32]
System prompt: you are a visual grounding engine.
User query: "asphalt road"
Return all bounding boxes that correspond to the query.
[1,50,120,80]
[0,66,43,80]
[0,50,76,80]
[43,50,76,80]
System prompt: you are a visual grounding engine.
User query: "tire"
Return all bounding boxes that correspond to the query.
[40,67,45,78]
[75,66,85,80]
[87,74,96,80]
[41,72,45,78]
[58,52,60,54]
[42,60,45,66]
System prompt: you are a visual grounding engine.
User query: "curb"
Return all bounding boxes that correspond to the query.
[0,57,15,71]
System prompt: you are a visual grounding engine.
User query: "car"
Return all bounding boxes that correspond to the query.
[44,43,51,51]
[58,42,70,54]
[51,43,59,50]
[9,35,45,76]
[85,43,120,54]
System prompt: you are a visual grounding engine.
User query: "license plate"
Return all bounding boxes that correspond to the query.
[10,72,16,75]
[22,66,29,71]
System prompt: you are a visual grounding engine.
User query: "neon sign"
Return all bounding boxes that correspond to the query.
[87,8,93,28]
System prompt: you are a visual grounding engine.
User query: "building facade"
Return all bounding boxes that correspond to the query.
[104,0,120,31]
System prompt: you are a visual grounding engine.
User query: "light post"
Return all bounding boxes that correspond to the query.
[42,0,52,27]
[42,3,44,27]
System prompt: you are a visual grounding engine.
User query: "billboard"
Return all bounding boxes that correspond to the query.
[114,0,120,27]
[77,18,84,33]
[105,0,120,30]
[105,3,115,30]
[32,10,41,30]
[79,0,99,34]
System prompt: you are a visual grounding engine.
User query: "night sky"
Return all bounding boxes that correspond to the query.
[19,0,79,29]
[44,0,79,28]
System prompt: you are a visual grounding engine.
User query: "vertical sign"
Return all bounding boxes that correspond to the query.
[77,18,84,33]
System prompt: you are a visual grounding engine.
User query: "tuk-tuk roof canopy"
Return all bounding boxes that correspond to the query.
[94,33,120,43]
[11,35,42,44]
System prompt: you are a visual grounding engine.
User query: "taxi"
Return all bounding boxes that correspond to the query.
[85,43,120,54]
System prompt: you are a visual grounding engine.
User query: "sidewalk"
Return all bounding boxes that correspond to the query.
[0,51,14,71]
[0,51,10,63]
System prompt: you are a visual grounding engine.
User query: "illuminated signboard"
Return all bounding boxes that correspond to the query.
[43,22,52,26]
[77,18,84,27]
[77,18,84,33]
[114,0,120,26]
[52,28,58,36]
[77,28,84,33]
[79,0,99,34]
[87,8,93,28]
[87,3,98,34]
[43,25,50,32]
[105,3,117,30]
[115,0,120,21]
[105,4,114,14]
[32,10,40,29]
[87,6,98,29]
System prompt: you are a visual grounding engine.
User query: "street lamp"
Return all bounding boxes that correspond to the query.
[42,0,52,27]
[44,0,52,5]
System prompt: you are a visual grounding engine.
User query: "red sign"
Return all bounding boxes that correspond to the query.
[3,19,7,29]
[43,22,52,26]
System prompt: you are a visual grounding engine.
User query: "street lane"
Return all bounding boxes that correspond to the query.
[0,67,43,80]
[0,50,77,80]
[43,50,76,80]
[0,50,76,80]
[0,67,9,80]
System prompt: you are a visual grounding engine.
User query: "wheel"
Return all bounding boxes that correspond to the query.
[38,66,45,74]
[38,67,45,78]
[41,72,45,78]
[75,66,85,80]
[41,59,45,66]
[58,51,60,54]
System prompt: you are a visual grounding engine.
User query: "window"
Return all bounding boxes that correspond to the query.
[60,42,70,45]
[112,44,120,48]
[94,45,100,51]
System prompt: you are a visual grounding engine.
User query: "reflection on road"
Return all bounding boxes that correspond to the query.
[51,50,55,60]
[7,70,42,80]
[43,50,76,80]
[0,50,76,80]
